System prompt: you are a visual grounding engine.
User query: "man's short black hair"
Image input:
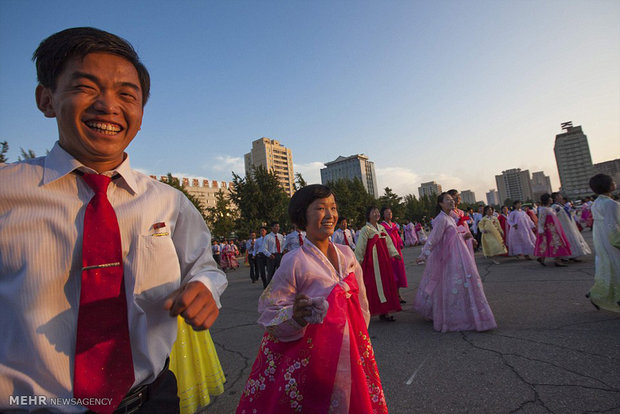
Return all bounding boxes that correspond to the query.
[33,27,150,105]
[589,174,613,195]
[288,184,334,231]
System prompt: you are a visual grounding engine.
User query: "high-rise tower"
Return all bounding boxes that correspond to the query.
[554,122,593,200]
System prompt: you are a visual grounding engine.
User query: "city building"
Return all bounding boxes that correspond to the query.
[460,190,477,205]
[486,189,500,206]
[418,181,443,199]
[320,154,379,197]
[531,171,553,202]
[554,122,593,200]
[495,168,533,204]
[593,159,620,190]
[244,137,295,196]
[152,175,235,216]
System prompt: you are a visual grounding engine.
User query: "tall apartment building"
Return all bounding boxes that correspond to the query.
[495,168,533,204]
[531,171,553,202]
[593,159,620,190]
[418,181,442,199]
[320,154,379,198]
[554,122,593,200]
[486,189,500,206]
[152,175,234,216]
[460,190,477,205]
[244,137,295,197]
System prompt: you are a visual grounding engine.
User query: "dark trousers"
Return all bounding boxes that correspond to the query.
[256,253,268,288]
[266,253,283,284]
[85,365,180,414]
[213,253,220,266]
[248,254,258,282]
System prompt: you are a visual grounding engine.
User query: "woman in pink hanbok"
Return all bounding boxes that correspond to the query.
[381,207,408,302]
[355,206,402,322]
[415,221,428,243]
[237,185,387,414]
[447,189,476,258]
[414,193,497,333]
[534,194,572,266]
[507,201,536,259]
[224,241,240,271]
[403,219,418,247]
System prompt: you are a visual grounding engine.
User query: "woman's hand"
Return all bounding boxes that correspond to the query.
[416,257,425,265]
[464,232,473,240]
[292,294,312,327]
[393,254,402,261]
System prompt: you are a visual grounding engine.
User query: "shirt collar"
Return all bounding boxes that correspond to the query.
[43,142,139,194]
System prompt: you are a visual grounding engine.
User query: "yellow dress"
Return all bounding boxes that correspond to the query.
[170,317,226,414]
[479,216,507,257]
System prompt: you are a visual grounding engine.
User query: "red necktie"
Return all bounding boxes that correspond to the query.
[74,174,134,413]
[343,230,350,246]
[275,235,281,253]
[298,232,304,246]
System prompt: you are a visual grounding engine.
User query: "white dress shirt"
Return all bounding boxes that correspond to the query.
[332,228,356,249]
[261,232,285,255]
[283,230,305,252]
[0,143,228,412]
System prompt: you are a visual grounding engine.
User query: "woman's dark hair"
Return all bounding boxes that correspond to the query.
[540,193,552,206]
[435,192,450,215]
[589,173,613,195]
[447,189,458,197]
[380,206,391,220]
[512,200,521,207]
[365,205,379,222]
[483,205,493,215]
[33,27,151,105]
[288,184,334,230]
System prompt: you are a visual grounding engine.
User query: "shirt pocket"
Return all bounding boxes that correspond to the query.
[133,233,181,303]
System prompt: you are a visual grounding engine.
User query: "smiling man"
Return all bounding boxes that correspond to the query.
[0,28,227,413]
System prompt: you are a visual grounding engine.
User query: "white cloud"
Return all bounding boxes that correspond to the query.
[375,166,421,197]
[294,161,324,185]
[211,155,245,173]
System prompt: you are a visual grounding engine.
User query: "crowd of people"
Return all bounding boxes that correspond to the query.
[2,27,618,414]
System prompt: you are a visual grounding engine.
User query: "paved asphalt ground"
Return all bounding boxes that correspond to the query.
[204,231,620,414]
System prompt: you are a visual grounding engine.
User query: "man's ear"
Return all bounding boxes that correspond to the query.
[35,85,56,118]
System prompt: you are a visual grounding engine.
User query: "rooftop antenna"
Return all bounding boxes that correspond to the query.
[561,121,573,131]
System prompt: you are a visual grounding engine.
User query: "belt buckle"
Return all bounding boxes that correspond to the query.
[116,385,147,414]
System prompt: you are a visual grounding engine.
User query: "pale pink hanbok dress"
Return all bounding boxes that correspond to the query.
[415,222,428,243]
[237,240,387,414]
[403,222,418,246]
[506,209,536,256]
[414,211,497,333]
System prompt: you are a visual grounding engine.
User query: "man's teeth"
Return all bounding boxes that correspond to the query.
[86,121,121,134]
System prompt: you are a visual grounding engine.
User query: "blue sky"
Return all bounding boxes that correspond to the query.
[1,0,619,200]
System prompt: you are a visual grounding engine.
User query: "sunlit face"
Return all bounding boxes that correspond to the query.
[439,194,455,211]
[486,208,494,216]
[339,219,348,230]
[383,208,392,222]
[272,223,280,234]
[260,228,267,237]
[36,53,143,172]
[369,208,381,224]
[454,194,461,206]
[515,202,522,210]
[502,206,509,215]
[305,195,338,243]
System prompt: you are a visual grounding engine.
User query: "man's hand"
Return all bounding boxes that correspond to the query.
[164,281,219,330]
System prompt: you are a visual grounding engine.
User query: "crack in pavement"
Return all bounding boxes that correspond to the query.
[460,332,620,413]
[211,339,251,403]
[491,332,615,360]
[551,317,620,331]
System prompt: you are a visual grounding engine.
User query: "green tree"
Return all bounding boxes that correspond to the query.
[229,165,289,237]
[328,177,375,228]
[378,187,404,221]
[18,148,37,160]
[403,193,437,224]
[0,141,8,163]
[294,172,307,190]
[206,189,238,240]
[159,173,208,223]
